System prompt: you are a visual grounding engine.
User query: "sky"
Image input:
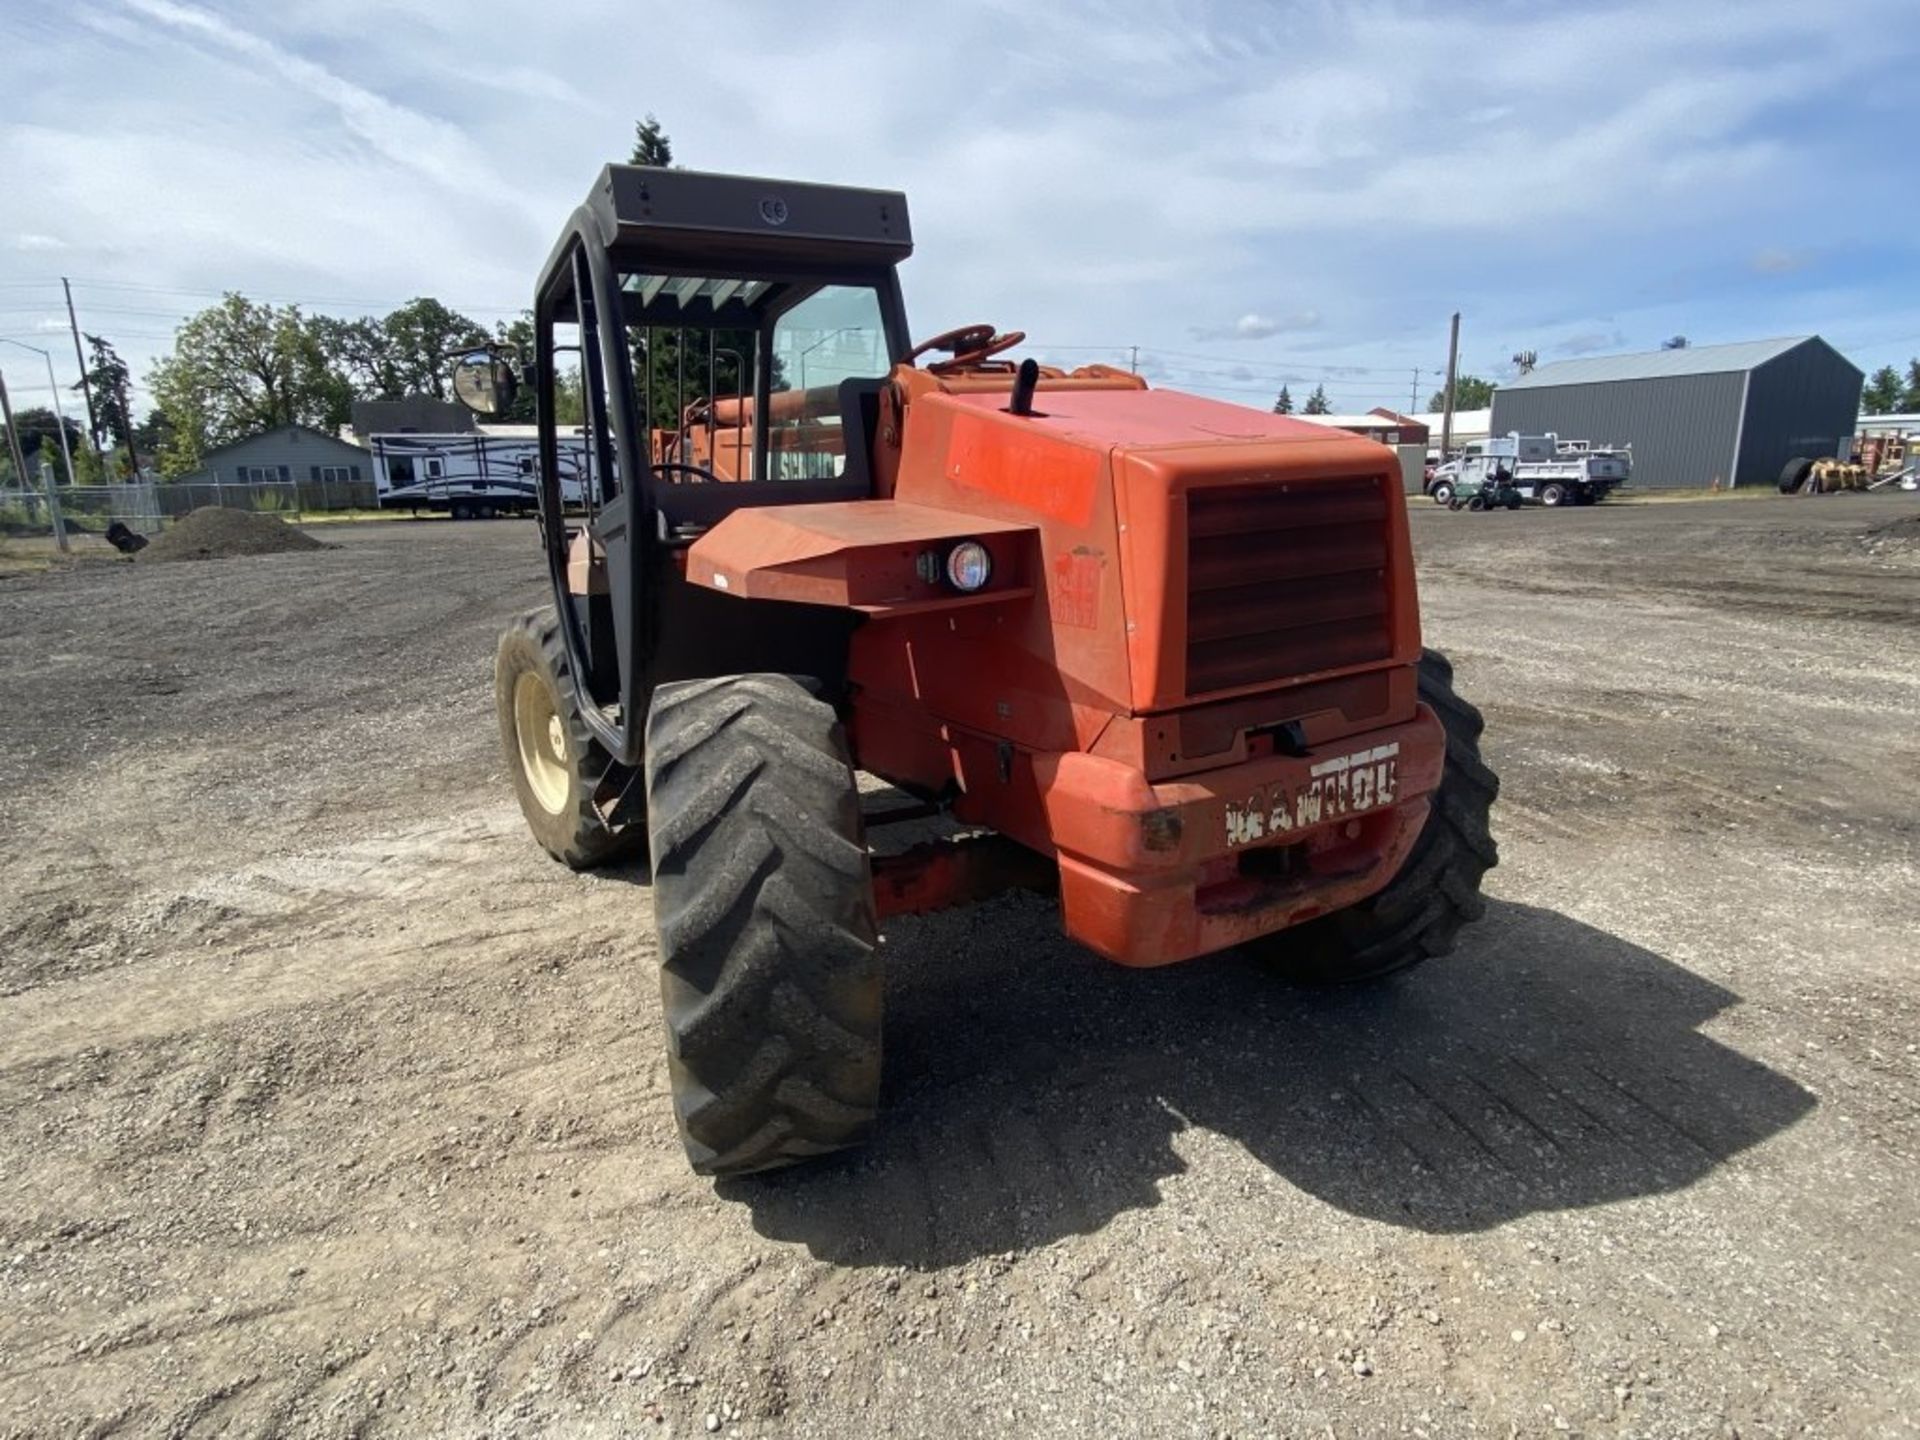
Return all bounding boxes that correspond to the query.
[2,0,1917,420]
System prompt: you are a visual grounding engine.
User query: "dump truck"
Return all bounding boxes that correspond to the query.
[454,166,1500,1176]
[1428,433,1627,506]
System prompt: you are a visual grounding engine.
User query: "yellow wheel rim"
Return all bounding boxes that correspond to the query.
[513,671,571,815]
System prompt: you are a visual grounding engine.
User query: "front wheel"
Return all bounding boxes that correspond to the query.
[644,674,883,1176]
[1539,482,1568,507]
[1430,481,1455,506]
[494,609,644,869]
[1241,649,1499,983]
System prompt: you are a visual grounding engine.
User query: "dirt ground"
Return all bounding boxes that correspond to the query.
[2,494,1916,1439]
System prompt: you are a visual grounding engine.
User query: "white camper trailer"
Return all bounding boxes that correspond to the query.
[370,430,594,518]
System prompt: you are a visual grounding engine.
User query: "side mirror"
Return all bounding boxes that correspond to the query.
[451,349,518,417]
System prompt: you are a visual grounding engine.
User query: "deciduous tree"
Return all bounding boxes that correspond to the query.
[311,297,489,402]
[148,295,347,474]
[1427,375,1497,410]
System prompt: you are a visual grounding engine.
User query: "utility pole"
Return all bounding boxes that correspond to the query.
[1410,368,1421,415]
[63,277,101,453]
[1440,312,1461,459]
[1128,345,1139,375]
[0,368,28,489]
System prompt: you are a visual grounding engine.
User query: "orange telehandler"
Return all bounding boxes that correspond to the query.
[455,166,1499,1175]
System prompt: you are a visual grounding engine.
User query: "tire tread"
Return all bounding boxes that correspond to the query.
[645,674,881,1176]
[1249,647,1499,983]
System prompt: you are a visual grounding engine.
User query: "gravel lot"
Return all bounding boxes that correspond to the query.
[2,495,1916,1439]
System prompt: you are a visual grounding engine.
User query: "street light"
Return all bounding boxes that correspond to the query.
[796,326,862,395]
[0,338,77,488]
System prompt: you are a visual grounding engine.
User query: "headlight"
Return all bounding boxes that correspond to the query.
[945,540,992,592]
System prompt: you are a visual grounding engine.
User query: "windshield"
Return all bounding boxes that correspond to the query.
[617,273,891,484]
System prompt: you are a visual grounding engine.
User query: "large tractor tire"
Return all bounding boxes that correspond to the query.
[1778,457,1813,493]
[1245,648,1499,984]
[495,609,644,869]
[643,674,882,1176]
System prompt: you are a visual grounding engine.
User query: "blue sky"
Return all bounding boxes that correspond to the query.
[2,0,1915,417]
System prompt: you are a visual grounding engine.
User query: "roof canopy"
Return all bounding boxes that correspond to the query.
[588,165,912,269]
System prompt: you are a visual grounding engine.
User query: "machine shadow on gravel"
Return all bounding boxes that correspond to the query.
[722,897,1815,1266]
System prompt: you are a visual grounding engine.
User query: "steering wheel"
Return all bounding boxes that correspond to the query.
[910,323,1028,372]
[650,461,722,485]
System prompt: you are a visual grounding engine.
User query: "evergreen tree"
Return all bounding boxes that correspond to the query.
[78,335,133,450]
[1861,365,1904,415]
[1272,385,1293,415]
[631,114,674,167]
[1303,384,1331,415]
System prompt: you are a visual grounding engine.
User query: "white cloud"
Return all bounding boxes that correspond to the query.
[13,234,66,252]
[1192,311,1324,342]
[1751,247,1815,275]
[117,0,515,204]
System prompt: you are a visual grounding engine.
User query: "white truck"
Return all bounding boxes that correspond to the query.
[1427,433,1630,507]
[369,430,595,519]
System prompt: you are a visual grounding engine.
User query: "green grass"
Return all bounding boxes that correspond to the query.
[286,508,438,525]
[1612,486,1785,504]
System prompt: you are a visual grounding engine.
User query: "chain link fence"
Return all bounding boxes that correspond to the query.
[2,480,163,549]
[2,475,382,553]
[156,478,379,517]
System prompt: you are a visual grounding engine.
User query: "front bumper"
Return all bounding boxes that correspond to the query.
[1033,707,1445,965]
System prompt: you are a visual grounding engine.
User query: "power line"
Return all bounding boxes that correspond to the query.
[1046,343,1413,376]
[63,276,527,314]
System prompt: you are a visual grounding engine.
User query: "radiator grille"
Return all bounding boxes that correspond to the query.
[1184,476,1392,695]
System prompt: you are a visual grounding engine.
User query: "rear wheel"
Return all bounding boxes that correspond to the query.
[494,609,643,869]
[1242,649,1499,984]
[644,674,882,1176]
[1505,491,1522,511]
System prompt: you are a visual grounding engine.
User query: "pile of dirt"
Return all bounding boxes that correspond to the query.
[1860,511,1920,559]
[140,507,328,563]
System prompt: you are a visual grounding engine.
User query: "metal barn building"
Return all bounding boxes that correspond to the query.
[1490,337,1863,490]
